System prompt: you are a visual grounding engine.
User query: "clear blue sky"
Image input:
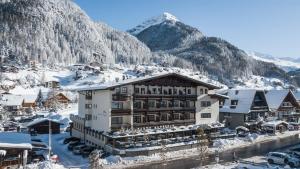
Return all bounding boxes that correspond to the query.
[74,0,300,58]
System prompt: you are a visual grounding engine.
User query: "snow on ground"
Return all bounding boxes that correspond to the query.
[26,161,67,169]
[98,130,300,169]
[32,133,89,169]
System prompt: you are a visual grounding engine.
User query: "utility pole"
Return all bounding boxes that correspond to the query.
[49,119,52,160]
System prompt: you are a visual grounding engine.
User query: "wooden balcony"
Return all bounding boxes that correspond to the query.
[111,109,131,116]
[112,94,131,101]
[133,107,196,112]
[133,119,195,127]
[133,94,197,100]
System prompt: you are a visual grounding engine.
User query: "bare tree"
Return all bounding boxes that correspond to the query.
[159,139,168,169]
[89,150,104,169]
[196,128,209,166]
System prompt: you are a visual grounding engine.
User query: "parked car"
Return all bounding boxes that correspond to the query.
[68,141,83,151]
[73,145,87,155]
[81,146,96,157]
[267,152,300,167]
[63,137,80,144]
[289,123,300,130]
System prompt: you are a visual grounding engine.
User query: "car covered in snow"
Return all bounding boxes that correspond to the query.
[67,141,83,151]
[267,152,300,167]
[63,137,80,144]
[73,145,87,155]
[81,146,96,157]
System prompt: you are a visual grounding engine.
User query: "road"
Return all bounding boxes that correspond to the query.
[128,134,300,169]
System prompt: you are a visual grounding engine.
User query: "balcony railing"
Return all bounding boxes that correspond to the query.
[134,106,196,112]
[112,94,131,101]
[133,119,195,127]
[133,93,197,99]
[111,109,131,115]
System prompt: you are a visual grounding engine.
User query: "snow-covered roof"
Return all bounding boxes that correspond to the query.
[261,121,288,127]
[27,118,62,127]
[265,90,290,110]
[0,132,32,149]
[78,72,220,91]
[220,89,265,114]
[0,94,24,106]
[23,94,38,103]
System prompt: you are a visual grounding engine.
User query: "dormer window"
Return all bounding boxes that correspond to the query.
[231,100,238,106]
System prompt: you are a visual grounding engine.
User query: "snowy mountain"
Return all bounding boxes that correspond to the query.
[0,0,152,66]
[247,51,300,72]
[128,12,180,35]
[128,12,293,86]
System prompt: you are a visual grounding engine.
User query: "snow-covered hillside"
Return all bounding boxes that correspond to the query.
[0,0,152,66]
[247,51,300,72]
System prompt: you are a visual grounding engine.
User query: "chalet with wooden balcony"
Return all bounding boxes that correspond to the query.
[265,90,300,122]
[70,72,224,148]
[220,89,270,128]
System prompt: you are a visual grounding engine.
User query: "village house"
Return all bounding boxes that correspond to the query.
[43,92,71,108]
[265,90,300,122]
[0,132,32,168]
[0,94,24,115]
[22,94,38,109]
[27,118,62,134]
[70,72,225,155]
[220,89,270,129]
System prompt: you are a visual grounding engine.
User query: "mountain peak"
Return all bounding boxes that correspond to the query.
[161,12,179,22]
[128,12,179,35]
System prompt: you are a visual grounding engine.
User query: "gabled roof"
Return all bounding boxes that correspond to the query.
[265,90,294,110]
[78,72,220,91]
[0,132,32,149]
[220,89,265,114]
[27,118,62,127]
[0,94,24,106]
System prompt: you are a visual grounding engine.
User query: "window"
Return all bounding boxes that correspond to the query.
[147,115,155,122]
[121,87,127,94]
[201,113,211,118]
[161,113,168,121]
[235,90,239,95]
[111,117,123,124]
[174,100,179,107]
[180,101,185,107]
[204,89,208,94]
[141,88,145,94]
[134,88,139,94]
[161,100,167,108]
[158,88,162,94]
[85,104,92,109]
[187,89,191,94]
[200,89,204,94]
[115,88,120,94]
[148,100,155,108]
[86,91,92,100]
[133,116,141,123]
[134,101,142,109]
[169,89,172,95]
[201,101,211,107]
[152,88,157,94]
[231,100,238,106]
[168,101,173,107]
[156,100,160,108]
[173,88,178,95]
[186,101,195,108]
[174,114,180,120]
[112,102,123,109]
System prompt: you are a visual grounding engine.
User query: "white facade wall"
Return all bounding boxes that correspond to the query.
[195,95,219,124]
[91,90,112,132]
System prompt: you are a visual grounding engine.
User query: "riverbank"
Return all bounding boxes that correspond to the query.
[99,130,300,169]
